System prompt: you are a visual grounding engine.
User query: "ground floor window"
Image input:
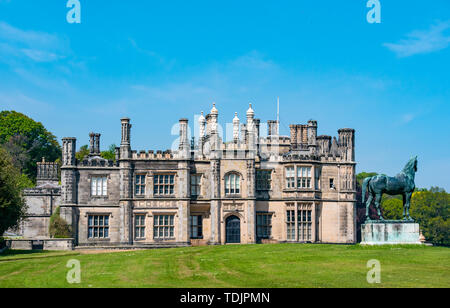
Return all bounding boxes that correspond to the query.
[298,208,312,241]
[286,204,313,241]
[286,209,296,240]
[190,215,203,239]
[88,215,109,239]
[135,214,146,239]
[153,215,174,239]
[256,213,272,240]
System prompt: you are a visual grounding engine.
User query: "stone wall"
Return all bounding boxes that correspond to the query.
[6,239,74,251]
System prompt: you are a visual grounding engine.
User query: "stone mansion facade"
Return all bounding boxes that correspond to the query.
[19,104,357,247]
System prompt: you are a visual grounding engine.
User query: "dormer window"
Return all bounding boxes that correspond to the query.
[225,173,240,195]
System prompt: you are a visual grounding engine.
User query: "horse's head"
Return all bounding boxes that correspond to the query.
[403,156,418,175]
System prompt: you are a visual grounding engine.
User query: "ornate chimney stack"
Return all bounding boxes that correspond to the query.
[307,120,317,155]
[268,120,279,136]
[338,128,355,162]
[62,137,76,166]
[89,133,101,156]
[198,112,206,139]
[246,103,255,149]
[178,118,190,158]
[120,118,132,159]
[233,112,240,142]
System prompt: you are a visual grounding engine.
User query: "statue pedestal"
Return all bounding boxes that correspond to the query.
[361,221,422,245]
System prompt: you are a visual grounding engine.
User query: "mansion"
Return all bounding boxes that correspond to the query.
[19,103,357,247]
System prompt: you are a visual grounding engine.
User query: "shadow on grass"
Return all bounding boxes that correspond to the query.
[0,249,79,262]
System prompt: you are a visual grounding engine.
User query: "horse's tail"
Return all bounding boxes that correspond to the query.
[362,177,371,204]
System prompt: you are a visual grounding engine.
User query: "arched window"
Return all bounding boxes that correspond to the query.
[225,173,241,195]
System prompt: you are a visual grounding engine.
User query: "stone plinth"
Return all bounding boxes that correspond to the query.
[361,222,422,245]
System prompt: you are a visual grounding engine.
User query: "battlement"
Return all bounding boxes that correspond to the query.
[132,150,174,160]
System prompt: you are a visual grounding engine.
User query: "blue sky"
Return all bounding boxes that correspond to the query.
[0,0,449,190]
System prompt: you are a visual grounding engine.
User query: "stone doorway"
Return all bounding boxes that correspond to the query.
[225,215,241,244]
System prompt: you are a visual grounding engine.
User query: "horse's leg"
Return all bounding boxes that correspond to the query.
[375,193,384,220]
[402,194,407,220]
[405,192,412,220]
[365,193,373,220]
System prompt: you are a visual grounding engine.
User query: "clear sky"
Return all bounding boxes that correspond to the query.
[0,0,449,190]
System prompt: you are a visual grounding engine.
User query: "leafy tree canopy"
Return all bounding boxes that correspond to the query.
[0,111,61,181]
[101,144,117,161]
[0,146,27,236]
[76,145,89,162]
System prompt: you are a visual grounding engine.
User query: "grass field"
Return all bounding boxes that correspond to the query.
[0,244,449,288]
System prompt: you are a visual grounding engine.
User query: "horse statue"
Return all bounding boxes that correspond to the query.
[362,156,418,222]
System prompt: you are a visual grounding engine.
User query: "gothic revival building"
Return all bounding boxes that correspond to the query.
[20,103,357,247]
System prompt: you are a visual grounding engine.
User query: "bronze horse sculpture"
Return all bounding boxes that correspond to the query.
[362,156,418,222]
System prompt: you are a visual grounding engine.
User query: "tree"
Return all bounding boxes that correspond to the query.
[410,188,449,246]
[0,111,61,181]
[0,146,27,237]
[101,144,117,161]
[356,172,378,188]
[382,198,403,220]
[76,145,89,162]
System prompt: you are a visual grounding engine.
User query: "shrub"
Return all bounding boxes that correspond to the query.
[49,207,72,239]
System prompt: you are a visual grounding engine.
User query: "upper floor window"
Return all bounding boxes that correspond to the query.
[154,174,175,196]
[285,166,312,189]
[329,178,335,189]
[190,175,201,197]
[225,173,240,195]
[297,167,312,188]
[256,170,272,191]
[286,167,295,188]
[135,174,146,196]
[91,176,107,196]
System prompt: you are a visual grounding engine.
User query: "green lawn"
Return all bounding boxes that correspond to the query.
[0,244,449,288]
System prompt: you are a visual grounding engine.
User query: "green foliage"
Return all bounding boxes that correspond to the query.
[48,207,72,239]
[0,147,27,236]
[0,111,61,181]
[382,198,403,220]
[75,145,89,162]
[356,172,378,188]
[410,188,449,246]
[101,144,117,161]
